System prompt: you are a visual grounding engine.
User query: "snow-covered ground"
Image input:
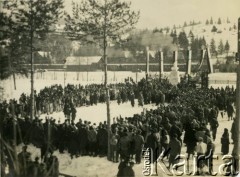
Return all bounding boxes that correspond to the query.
[58,112,235,177]
[15,105,235,177]
[0,71,236,101]
[40,100,157,125]
[1,71,184,101]
[1,71,238,176]
[208,72,236,88]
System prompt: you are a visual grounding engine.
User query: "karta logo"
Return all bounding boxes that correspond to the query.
[142,148,240,176]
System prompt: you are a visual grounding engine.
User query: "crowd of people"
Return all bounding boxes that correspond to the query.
[0,77,237,176]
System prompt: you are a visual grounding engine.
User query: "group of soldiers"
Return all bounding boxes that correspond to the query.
[0,77,237,176]
[0,78,171,122]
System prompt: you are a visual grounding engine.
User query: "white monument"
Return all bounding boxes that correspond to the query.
[168,51,180,85]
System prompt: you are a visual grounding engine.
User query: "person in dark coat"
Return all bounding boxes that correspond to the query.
[71,106,77,124]
[231,119,237,144]
[88,126,97,156]
[119,130,130,161]
[221,128,230,155]
[146,128,159,163]
[210,118,219,141]
[169,124,182,144]
[110,129,119,162]
[18,145,31,177]
[78,125,89,156]
[185,126,197,160]
[44,153,59,177]
[133,129,144,164]
[226,102,234,121]
[97,125,108,157]
[161,129,170,158]
[117,159,135,177]
[168,134,181,169]
[68,123,78,158]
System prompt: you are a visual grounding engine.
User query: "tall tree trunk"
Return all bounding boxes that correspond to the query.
[30,0,35,120]
[103,0,111,160]
[234,17,240,174]
[13,71,16,90]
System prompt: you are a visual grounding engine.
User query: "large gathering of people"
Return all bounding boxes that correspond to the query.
[0,77,238,176]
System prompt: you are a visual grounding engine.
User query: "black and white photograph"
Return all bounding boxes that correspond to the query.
[0,0,240,176]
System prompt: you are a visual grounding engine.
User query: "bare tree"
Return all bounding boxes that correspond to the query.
[65,0,139,160]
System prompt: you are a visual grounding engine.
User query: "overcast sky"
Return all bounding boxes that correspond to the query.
[64,0,240,29]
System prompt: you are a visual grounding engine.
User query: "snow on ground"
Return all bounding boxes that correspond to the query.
[1,71,236,101]
[208,73,236,89]
[1,71,238,176]
[40,100,156,125]
[40,100,157,125]
[18,105,235,177]
[1,71,161,100]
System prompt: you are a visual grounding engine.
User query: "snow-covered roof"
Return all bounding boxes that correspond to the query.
[65,56,102,65]
[38,51,50,58]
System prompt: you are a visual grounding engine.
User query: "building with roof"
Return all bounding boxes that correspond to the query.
[65,56,102,65]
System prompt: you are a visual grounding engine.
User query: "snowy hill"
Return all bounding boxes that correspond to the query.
[174,21,238,54]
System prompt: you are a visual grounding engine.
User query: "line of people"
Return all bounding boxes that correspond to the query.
[0,78,237,176]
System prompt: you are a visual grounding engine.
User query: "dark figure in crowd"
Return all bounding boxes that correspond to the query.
[44,152,59,177]
[18,145,31,177]
[71,105,77,124]
[210,118,219,141]
[110,128,119,162]
[221,128,230,155]
[205,139,215,175]
[97,125,108,157]
[184,122,197,161]
[146,128,160,163]
[119,129,130,161]
[168,134,181,169]
[161,129,169,154]
[78,124,89,156]
[88,126,97,156]
[169,124,182,145]
[133,129,144,164]
[231,118,237,144]
[226,102,234,121]
[117,159,135,177]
